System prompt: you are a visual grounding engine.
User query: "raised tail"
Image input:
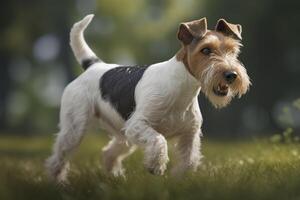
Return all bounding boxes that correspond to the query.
[70,14,101,70]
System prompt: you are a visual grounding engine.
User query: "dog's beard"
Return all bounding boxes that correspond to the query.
[200,64,236,109]
[203,87,234,109]
[234,63,251,98]
[200,62,250,108]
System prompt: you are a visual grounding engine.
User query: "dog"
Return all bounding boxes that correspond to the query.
[46,14,250,181]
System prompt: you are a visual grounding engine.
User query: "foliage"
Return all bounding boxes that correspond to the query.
[293,98,300,111]
[271,98,300,144]
[0,134,300,200]
[270,127,300,144]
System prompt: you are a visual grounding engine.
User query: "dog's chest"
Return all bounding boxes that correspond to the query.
[153,87,201,137]
[155,106,200,137]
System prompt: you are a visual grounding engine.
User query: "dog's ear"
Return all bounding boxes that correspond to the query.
[177,18,207,45]
[215,19,242,40]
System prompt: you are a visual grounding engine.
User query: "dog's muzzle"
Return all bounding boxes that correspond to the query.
[213,83,228,96]
[212,71,237,96]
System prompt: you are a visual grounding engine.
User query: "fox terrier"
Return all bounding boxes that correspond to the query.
[46,14,250,181]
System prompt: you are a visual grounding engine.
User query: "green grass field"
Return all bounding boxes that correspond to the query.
[0,134,300,200]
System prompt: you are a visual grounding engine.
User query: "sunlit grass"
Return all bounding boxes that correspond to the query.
[0,134,300,200]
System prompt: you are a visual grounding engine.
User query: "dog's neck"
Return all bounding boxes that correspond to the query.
[168,52,200,88]
[159,55,201,108]
[176,47,193,76]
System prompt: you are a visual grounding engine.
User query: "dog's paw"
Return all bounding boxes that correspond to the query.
[145,154,169,176]
[111,167,126,178]
[147,163,167,176]
[45,156,70,184]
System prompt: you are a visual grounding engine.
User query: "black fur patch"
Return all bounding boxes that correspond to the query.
[81,57,101,70]
[100,65,149,120]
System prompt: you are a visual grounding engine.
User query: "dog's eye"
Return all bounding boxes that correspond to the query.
[201,48,212,55]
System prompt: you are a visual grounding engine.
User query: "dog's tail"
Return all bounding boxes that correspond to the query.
[70,14,101,70]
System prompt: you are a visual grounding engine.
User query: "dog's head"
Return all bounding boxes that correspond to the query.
[176,18,251,108]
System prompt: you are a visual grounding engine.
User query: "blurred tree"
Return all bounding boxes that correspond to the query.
[0,0,299,136]
[0,0,76,133]
[0,0,16,131]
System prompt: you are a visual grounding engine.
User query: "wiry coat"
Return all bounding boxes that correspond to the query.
[46,14,250,181]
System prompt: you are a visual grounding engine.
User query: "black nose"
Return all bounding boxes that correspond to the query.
[224,71,237,84]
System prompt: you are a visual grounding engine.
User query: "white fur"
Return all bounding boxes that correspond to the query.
[70,14,97,63]
[46,15,205,181]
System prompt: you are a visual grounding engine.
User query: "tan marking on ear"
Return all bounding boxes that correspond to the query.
[215,19,242,40]
[177,18,208,45]
[176,17,208,76]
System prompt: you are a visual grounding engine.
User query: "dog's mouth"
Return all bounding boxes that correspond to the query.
[213,83,229,96]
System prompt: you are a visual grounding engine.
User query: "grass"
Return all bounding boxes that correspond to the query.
[0,134,300,200]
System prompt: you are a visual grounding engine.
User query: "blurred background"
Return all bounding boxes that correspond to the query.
[0,0,300,138]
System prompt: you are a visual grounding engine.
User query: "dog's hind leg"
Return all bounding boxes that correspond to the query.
[102,137,136,177]
[46,88,92,182]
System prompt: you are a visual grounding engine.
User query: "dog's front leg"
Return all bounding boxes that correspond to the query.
[171,131,202,176]
[125,118,169,175]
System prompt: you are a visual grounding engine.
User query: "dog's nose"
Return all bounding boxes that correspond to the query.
[224,71,237,84]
